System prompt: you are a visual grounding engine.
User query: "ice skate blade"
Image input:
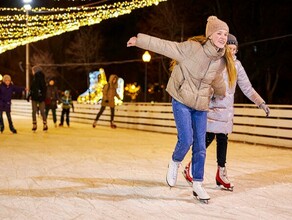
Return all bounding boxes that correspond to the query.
[182,171,192,186]
[193,195,209,204]
[193,191,210,204]
[217,184,234,191]
[166,177,175,188]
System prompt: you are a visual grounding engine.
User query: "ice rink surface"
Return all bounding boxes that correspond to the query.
[0,116,291,219]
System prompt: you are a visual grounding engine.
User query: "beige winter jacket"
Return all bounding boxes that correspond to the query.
[136,33,226,111]
[102,74,120,108]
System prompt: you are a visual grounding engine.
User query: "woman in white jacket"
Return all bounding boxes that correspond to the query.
[183,34,270,190]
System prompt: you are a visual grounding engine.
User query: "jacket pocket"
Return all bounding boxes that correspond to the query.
[178,80,198,109]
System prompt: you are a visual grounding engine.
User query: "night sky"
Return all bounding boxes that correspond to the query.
[0,0,291,103]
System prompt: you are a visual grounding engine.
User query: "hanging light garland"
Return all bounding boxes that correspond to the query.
[0,0,167,54]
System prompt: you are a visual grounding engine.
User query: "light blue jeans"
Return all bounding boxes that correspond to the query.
[172,99,207,181]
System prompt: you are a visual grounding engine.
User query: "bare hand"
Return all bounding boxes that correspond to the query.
[127,37,137,47]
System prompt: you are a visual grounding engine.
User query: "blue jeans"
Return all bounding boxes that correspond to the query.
[172,99,207,181]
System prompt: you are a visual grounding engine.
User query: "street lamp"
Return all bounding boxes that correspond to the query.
[23,0,32,91]
[142,51,151,102]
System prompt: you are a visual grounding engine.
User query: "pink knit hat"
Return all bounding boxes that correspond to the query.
[205,16,229,37]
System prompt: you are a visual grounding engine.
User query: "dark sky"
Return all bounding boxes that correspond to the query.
[0,0,291,103]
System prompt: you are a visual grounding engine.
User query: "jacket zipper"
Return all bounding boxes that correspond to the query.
[196,60,212,103]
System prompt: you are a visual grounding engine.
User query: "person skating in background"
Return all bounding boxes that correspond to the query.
[92,74,121,129]
[127,16,237,203]
[45,79,59,127]
[27,65,48,131]
[183,34,270,191]
[0,75,25,134]
[59,90,74,127]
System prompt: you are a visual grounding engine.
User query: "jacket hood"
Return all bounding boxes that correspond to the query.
[108,74,118,87]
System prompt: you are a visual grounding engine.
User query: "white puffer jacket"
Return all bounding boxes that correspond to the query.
[207,57,265,134]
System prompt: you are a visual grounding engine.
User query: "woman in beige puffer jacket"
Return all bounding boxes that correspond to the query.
[127,16,236,201]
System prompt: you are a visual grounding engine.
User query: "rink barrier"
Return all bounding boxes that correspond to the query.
[11,100,292,149]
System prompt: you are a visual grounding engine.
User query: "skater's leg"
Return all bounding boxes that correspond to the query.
[52,108,57,126]
[39,102,47,123]
[184,132,215,183]
[31,101,38,130]
[110,107,116,128]
[191,110,207,182]
[0,111,4,132]
[6,111,16,133]
[216,133,228,167]
[110,107,115,123]
[31,101,38,124]
[65,109,70,126]
[206,132,215,149]
[95,106,106,121]
[59,109,65,126]
[93,106,106,127]
[39,102,48,131]
[171,99,193,162]
[166,99,193,187]
[45,107,49,118]
[191,110,209,201]
[215,133,233,190]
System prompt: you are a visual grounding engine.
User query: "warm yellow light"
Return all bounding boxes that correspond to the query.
[23,4,32,11]
[0,0,167,54]
[142,51,151,62]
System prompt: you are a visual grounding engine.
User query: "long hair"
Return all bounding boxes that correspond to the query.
[169,35,236,88]
[224,45,237,88]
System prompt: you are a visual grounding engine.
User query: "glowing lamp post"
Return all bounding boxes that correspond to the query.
[142,51,151,102]
[23,0,32,91]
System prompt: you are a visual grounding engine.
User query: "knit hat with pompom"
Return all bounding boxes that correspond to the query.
[205,16,229,38]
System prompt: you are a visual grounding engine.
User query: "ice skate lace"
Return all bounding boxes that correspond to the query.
[221,167,230,183]
[169,161,180,181]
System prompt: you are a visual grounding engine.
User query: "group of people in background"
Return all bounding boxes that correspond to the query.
[0,64,120,133]
[26,65,74,131]
[0,65,74,134]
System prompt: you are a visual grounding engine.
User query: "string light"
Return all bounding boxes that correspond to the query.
[0,0,167,54]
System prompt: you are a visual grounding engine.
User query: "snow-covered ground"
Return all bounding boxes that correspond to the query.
[0,115,291,219]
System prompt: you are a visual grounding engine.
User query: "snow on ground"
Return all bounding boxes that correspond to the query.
[0,116,291,219]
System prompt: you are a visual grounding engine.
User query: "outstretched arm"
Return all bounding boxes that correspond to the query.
[127,33,194,63]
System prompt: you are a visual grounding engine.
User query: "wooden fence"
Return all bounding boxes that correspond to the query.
[11,100,292,149]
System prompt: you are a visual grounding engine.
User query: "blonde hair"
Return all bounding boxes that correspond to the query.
[170,35,236,88]
[224,45,237,88]
[3,74,11,82]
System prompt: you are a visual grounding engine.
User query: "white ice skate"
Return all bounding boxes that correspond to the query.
[192,181,210,204]
[216,166,234,191]
[166,159,180,187]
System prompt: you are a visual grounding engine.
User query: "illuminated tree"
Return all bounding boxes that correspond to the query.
[30,50,57,81]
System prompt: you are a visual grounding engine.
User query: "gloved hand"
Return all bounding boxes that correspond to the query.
[259,102,270,117]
